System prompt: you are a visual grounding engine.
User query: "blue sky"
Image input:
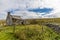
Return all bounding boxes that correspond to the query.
[0,0,60,19]
[28,8,53,14]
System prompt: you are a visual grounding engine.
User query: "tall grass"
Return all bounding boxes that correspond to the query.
[13,25,60,40]
[0,24,60,40]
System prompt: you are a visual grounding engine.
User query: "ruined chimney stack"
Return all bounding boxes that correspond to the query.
[8,12,10,16]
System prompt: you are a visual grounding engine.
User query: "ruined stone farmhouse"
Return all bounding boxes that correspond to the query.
[6,12,30,25]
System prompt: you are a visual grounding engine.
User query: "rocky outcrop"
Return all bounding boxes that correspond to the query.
[45,23,60,33]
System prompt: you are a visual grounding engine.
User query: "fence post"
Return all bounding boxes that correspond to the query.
[13,24,15,34]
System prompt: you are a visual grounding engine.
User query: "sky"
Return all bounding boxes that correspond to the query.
[0,0,60,19]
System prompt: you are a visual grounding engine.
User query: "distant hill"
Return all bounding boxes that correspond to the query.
[0,18,60,25]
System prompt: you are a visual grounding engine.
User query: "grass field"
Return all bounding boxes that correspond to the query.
[0,18,60,40]
[0,24,60,40]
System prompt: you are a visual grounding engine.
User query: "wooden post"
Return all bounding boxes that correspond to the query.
[13,19,16,34]
[13,24,15,34]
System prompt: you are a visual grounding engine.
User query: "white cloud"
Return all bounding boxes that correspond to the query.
[0,12,7,19]
[11,11,42,19]
[0,0,60,19]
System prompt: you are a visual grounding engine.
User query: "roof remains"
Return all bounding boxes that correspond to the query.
[11,15,22,19]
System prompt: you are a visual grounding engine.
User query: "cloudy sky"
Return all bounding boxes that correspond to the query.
[0,0,60,19]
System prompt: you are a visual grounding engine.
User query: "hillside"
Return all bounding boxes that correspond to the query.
[0,24,60,40]
[0,18,60,40]
[0,18,60,25]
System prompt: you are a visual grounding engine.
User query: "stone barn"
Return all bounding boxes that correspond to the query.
[6,12,29,25]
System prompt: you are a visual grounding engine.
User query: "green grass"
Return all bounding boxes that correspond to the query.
[0,24,60,40]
